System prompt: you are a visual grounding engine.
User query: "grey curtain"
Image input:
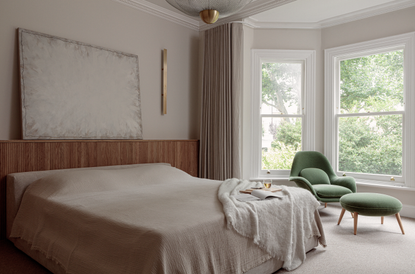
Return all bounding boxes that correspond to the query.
[199,23,243,180]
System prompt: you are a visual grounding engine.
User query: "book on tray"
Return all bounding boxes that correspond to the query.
[235,186,283,202]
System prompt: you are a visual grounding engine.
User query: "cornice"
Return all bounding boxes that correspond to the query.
[115,0,415,31]
[116,0,295,32]
[198,0,295,31]
[246,0,415,30]
[319,0,415,29]
[115,0,201,31]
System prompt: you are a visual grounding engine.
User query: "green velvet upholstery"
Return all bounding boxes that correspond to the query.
[340,193,402,216]
[300,168,330,185]
[289,151,356,203]
[313,184,353,198]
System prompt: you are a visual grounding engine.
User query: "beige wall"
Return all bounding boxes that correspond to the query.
[0,0,200,140]
[321,6,415,49]
[245,7,415,217]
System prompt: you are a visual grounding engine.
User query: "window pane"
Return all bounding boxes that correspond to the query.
[262,117,302,170]
[338,115,402,176]
[340,50,404,114]
[261,62,302,115]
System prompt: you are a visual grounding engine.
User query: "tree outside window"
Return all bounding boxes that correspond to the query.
[261,62,303,170]
[338,50,403,176]
[252,49,315,179]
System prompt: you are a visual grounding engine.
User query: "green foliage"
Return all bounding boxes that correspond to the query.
[340,50,404,113]
[339,115,402,175]
[271,119,301,150]
[262,62,301,114]
[262,142,301,170]
[338,50,404,175]
[263,119,302,170]
[261,62,302,169]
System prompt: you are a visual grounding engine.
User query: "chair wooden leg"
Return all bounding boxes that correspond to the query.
[395,213,405,235]
[325,203,327,208]
[338,208,346,225]
[354,213,358,235]
[381,216,384,224]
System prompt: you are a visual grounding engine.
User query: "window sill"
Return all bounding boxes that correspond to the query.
[250,177,415,191]
[356,181,415,192]
[249,177,290,182]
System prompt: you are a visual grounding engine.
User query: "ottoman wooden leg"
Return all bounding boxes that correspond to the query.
[381,216,384,224]
[338,208,346,225]
[354,213,358,235]
[395,213,405,235]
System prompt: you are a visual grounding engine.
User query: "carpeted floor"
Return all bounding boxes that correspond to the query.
[277,204,415,274]
[1,204,414,273]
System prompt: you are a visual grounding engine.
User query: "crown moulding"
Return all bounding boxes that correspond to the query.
[115,0,415,31]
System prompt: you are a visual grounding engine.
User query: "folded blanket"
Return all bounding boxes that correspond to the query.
[218,178,326,271]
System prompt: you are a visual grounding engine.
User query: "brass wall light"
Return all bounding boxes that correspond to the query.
[162,49,167,114]
[165,0,252,24]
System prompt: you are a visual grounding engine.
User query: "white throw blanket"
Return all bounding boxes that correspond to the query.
[218,178,325,271]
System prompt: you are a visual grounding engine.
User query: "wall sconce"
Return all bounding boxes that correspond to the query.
[162,49,167,115]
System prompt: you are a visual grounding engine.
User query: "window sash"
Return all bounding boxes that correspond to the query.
[335,112,404,183]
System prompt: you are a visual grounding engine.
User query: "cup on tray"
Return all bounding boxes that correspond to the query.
[263,179,272,189]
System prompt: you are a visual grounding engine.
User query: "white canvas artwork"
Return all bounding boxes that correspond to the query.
[19,28,142,139]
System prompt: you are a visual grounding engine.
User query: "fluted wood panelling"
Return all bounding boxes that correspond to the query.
[0,140,199,238]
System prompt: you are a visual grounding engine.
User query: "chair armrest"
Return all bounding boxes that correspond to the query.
[331,176,356,193]
[289,176,318,197]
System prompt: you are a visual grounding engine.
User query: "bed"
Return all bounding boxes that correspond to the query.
[6,161,325,274]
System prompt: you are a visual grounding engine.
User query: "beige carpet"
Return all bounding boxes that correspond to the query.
[277,204,415,274]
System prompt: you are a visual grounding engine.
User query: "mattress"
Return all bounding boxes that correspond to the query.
[7,163,324,273]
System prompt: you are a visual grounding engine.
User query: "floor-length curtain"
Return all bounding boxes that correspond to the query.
[199,23,243,180]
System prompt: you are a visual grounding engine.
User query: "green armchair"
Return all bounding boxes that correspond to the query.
[289,151,356,206]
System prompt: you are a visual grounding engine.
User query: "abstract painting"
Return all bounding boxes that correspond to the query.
[19,28,142,139]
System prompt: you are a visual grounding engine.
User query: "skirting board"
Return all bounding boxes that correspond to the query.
[400,205,415,219]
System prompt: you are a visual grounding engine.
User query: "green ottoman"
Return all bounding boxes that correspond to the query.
[337,193,405,235]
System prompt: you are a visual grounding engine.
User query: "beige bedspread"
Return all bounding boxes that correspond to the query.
[10,165,273,273]
[10,164,324,273]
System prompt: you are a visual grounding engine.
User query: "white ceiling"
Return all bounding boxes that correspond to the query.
[251,0,395,22]
[117,0,415,30]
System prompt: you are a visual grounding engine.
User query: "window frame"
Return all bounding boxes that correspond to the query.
[324,32,415,188]
[251,49,316,179]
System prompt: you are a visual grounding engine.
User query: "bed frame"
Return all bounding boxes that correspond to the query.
[0,139,199,239]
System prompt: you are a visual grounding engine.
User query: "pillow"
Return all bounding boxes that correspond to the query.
[300,168,330,185]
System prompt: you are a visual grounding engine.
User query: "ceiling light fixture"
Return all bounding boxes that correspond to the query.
[165,0,253,24]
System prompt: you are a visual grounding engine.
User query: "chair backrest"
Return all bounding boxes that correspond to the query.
[290,151,337,183]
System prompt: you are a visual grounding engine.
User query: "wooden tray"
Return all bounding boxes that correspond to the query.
[239,187,282,194]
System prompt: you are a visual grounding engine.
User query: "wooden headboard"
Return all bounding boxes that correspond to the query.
[0,139,199,239]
